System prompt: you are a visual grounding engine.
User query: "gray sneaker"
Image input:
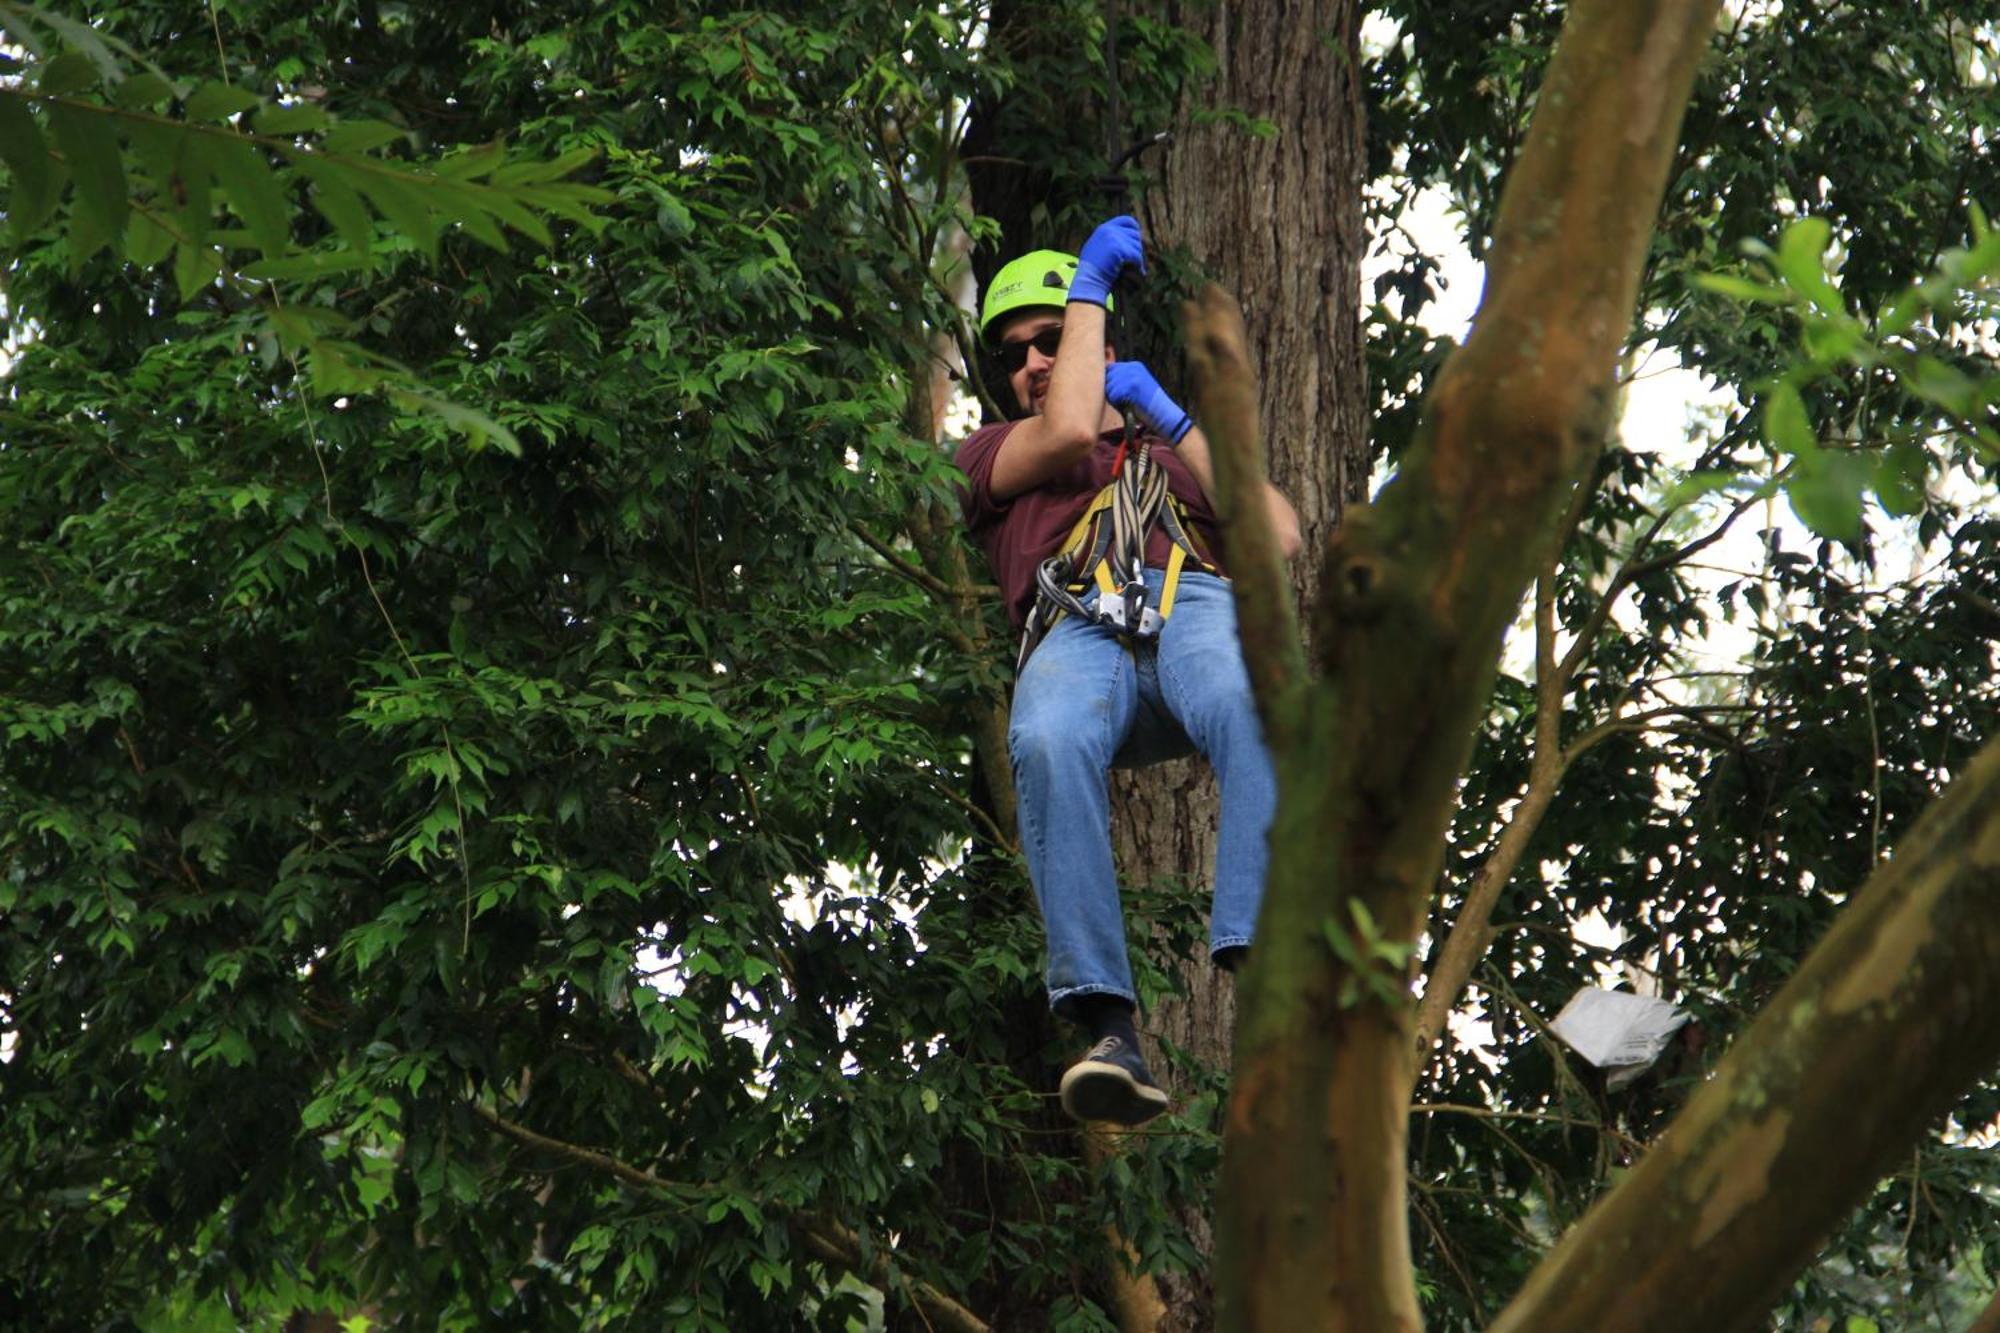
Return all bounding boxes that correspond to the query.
[1059,1035,1171,1126]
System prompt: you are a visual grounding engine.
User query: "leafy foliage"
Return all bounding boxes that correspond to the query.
[0,0,614,446]
[2,0,1996,1327]
[0,2,1204,1327]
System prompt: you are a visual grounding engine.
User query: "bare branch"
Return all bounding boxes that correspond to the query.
[919,761,1018,857]
[848,522,996,604]
[470,1104,990,1332]
[1561,703,1759,765]
[1410,1101,1647,1158]
[1557,483,1765,686]
[1413,738,1567,1059]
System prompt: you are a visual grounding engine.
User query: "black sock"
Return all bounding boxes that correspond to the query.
[1074,994,1138,1048]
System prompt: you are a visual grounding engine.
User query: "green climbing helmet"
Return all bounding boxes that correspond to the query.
[979,248,1112,341]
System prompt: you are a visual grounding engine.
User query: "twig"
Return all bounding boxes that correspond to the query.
[921,765,1018,856]
[471,1103,990,1332]
[1410,1186,1485,1318]
[1557,484,1765,686]
[848,522,994,603]
[1408,1103,1646,1157]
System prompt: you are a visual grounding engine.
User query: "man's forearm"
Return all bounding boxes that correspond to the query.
[1172,425,1303,562]
[1043,302,1110,444]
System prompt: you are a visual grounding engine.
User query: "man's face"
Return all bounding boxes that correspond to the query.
[995,310,1064,416]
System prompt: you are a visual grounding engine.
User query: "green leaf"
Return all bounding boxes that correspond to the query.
[1775,216,1831,274]
[239,250,370,281]
[433,141,505,181]
[37,50,100,96]
[518,180,612,230]
[120,116,184,194]
[253,102,329,137]
[172,142,213,255]
[205,137,290,257]
[19,8,126,83]
[47,101,128,256]
[322,119,407,154]
[1905,355,1977,418]
[653,190,694,237]
[112,72,178,109]
[452,202,509,253]
[297,161,375,256]
[1873,444,1927,518]
[173,241,222,301]
[1773,216,1843,313]
[124,207,174,267]
[1691,272,1787,304]
[182,80,261,123]
[391,388,522,456]
[1763,383,1814,456]
[492,145,597,187]
[469,188,551,248]
[1660,469,1752,510]
[353,169,439,260]
[0,92,58,238]
[1784,448,1870,543]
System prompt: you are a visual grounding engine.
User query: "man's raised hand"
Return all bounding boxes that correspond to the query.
[1068,215,1145,308]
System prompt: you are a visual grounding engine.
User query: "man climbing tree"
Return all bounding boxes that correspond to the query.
[955,214,1301,1126]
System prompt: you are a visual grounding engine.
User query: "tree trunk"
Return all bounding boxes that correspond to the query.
[1148,0,1371,619]
[1125,4,1368,1326]
[1206,2,1722,1327]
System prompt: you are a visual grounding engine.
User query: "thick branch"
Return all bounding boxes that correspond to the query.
[1084,1126,1169,1333]
[1216,3,1722,1329]
[1490,733,2000,1333]
[1183,282,1307,743]
[470,1104,989,1333]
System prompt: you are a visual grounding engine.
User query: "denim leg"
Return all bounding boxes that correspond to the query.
[1008,612,1140,1019]
[1152,571,1278,960]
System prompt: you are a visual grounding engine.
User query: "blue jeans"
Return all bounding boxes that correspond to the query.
[1008,569,1277,1020]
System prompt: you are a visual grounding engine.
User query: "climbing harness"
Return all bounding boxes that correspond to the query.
[1015,456,1214,671]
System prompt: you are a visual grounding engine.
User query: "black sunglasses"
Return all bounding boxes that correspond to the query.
[994,325,1063,372]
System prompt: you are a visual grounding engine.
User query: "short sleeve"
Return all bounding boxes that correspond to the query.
[953,420,1019,530]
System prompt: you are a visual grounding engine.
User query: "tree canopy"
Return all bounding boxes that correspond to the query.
[0,1,1995,1330]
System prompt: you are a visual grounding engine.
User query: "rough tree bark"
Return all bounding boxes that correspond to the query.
[962,2,1367,1327]
[1196,2,1724,1328]
[1124,5,1368,1323]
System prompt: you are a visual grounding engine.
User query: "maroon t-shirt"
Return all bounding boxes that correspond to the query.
[956,421,1226,631]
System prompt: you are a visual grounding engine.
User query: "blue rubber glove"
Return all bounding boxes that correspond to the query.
[1068,215,1145,308]
[1105,362,1193,443]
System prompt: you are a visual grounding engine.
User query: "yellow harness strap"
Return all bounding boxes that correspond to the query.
[1056,481,1211,619]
